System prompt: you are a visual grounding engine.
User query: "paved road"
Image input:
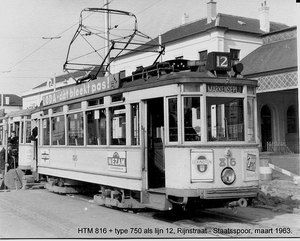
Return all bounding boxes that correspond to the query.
[0,189,210,239]
[1,188,299,239]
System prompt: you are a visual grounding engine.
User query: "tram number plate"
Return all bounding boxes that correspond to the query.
[219,157,236,167]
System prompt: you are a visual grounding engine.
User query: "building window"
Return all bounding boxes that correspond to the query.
[199,50,207,61]
[230,49,240,64]
[120,70,126,79]
[287,105,297,133]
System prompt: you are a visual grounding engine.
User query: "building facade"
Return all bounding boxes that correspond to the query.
[241,27,298,153]
[0,94,22,116]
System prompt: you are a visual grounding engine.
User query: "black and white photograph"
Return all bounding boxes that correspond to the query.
[0,0,299,239]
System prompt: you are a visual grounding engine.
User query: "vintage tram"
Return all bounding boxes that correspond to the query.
[30,51,260,211]
[0,108,38,189]
[0,108,37,171]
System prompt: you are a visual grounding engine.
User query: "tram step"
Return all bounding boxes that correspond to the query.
[144,189,172,211]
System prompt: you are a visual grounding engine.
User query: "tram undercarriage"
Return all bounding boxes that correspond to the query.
[44,176,257,211]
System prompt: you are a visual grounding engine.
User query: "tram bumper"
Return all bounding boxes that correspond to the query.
[197,186,259,199]
[166,185,259,205]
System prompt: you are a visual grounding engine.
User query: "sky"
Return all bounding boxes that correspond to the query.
[0,0,298,96]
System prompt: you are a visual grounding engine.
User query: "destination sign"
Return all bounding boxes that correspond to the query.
[42,74,120,106]
[207,85,242,93]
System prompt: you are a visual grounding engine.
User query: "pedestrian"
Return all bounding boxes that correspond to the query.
[8,131,18,168]
[6,143,16,169]
[8,131,19,150]
[0,147,5,176]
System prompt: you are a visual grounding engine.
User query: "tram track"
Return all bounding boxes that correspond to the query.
[67,192,290,238]
[1,189,298,238]
[0,191,75,238]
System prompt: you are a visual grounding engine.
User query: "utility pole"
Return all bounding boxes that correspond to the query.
[104,0,110,75]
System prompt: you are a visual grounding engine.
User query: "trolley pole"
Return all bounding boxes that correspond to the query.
[104,0,110,75]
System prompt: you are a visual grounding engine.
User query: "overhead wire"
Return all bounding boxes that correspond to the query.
[4,0,159,78]
[4,0,112,74]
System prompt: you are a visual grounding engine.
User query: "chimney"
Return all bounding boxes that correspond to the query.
[182,13,189,25]
[207,0,217,24]
[259,1,270,32]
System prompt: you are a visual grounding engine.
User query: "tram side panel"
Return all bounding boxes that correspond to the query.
[37,147,143,191]
[164,146,259,199]
[18,144,34,170]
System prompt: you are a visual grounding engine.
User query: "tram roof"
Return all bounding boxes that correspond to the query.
[119,71,258,91]
[5,108,33,118]
[36,70,258,109]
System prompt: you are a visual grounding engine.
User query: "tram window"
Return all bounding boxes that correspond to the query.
[247,87,255,95]
[0,125,3,145]
[168,98,178,142]
[111,94,123,103]
[247,98,255,142]
[25,121,32,143]
[207,97,244,141]
[20,121,24,144]
[183,84,201,92]
[131,104,140,145]
[183,97,201,141]
[111,105,126,145]
[69,102,81,110]
[68,113,84,146]
[42,118,50,145]
[52,106,63,114]
[52,116,65,145]
[87,109,107,145]
[88,97,104,107]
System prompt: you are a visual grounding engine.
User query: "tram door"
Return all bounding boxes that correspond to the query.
[147,98,165,189]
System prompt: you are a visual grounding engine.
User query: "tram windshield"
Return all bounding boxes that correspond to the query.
[207,97,244,141]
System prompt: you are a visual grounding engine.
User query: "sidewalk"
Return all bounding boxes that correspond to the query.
[262,153,300,180]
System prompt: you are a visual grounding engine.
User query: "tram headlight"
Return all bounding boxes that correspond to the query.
[221,167,236,185]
